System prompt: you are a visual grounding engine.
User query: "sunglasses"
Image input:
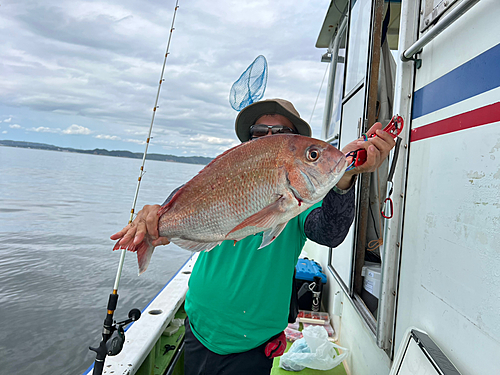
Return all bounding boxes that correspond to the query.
[249,124,296,138]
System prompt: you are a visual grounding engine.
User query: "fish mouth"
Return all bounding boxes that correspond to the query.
[286,153,347,205]
[332,154,348,175]
[318,154,347,191]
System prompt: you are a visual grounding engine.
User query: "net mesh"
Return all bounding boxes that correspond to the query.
[229,55,268,111]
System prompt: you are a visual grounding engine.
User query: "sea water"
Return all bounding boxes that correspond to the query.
[0,146,203,375]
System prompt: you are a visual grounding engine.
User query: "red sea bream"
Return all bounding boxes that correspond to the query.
[115,134,347,274]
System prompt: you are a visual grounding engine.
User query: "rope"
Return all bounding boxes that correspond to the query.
[367,238,383,251]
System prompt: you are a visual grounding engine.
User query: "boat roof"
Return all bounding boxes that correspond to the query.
[316,0,401,50]
[315,0,348,48]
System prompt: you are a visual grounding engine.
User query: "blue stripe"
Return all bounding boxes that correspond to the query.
[412,42,500,119]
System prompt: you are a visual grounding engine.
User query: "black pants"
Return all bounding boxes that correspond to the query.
[184,317,274,375]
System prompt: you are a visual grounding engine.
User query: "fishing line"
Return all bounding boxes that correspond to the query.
[89,1,181,374]
[114,0,180,290]
[308,63,330,125]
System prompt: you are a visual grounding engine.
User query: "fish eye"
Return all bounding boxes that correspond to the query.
[306,148,320,162]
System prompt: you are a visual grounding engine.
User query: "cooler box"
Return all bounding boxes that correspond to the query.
[295,258,327,311]
[361,261,382,315]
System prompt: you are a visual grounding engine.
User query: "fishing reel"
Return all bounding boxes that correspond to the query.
[90,308,141,358]
[107,308,141,355]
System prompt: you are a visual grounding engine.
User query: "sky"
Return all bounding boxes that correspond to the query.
[0,0,333,157]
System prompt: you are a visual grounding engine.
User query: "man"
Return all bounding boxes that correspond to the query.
[111,99,395,375]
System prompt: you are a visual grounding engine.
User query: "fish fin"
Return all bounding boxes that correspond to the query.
[158,203,172,216]
[136,240,155,276]
[226,195,290,237]
[157,185,187,216]
[114,236,155,276]
[171,238,222,252]
[259,223,288,249]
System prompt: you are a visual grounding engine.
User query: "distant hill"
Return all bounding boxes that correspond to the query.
[0,140,213,165]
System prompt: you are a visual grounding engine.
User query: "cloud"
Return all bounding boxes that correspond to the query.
[123,128,149,136]
[189,134,239,147]
[95,134,121,140]
[123,138,146,145]
[62,124,92,135]
[3,117,12,123]
[2,131,7,134]
[9,124,22,129]
[29,126,60,133]
[25,124,94,135]
[0,0,330,156]
[25,124,95,135]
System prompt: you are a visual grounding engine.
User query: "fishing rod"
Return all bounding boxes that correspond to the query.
[89,1,181,373]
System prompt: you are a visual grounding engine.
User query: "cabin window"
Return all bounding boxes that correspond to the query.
[325,0,402,355]
[326,31,346,140]
[327,0,374,297]
[329,49,344,139]
[344,0,372,95]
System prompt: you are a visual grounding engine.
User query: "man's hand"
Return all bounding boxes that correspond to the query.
[336,122,396,190]
[110,204,171,248]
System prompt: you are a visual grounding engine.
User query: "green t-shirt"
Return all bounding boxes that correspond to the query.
[184,201,321,355]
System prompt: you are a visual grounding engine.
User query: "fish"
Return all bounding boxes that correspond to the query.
[114,134,347,274]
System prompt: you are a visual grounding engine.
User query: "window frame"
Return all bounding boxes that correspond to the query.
[326,0,396,352]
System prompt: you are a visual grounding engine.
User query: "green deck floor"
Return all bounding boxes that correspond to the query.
[137,303,347,375]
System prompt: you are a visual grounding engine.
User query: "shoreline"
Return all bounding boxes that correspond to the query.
[0,140,212,166]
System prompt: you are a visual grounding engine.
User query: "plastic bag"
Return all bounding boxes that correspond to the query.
[279,325,348,372]
[302,322,335,337]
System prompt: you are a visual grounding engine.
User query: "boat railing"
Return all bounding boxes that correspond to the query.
[401,0,480,62]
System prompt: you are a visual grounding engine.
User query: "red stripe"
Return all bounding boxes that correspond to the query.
[410,102,500,142]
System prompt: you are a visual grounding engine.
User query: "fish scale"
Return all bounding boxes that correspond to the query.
[114,134,347,274]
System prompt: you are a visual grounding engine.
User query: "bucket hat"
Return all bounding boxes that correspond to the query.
[235,98,312,142]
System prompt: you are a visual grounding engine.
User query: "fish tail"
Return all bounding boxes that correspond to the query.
[131,237,155,276]
[113,236,155,276]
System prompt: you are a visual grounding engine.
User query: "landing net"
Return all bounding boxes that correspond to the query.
[229,55,268,111]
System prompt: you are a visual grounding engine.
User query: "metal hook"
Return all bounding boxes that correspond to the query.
[382,197,394,219]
